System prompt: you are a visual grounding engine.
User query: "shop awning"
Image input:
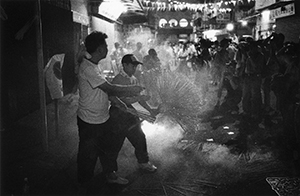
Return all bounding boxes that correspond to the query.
[241,0,294,21]
[118,0,147,24]
[96,0,147,24]
[242,13,260,20]
[257,0,294,11]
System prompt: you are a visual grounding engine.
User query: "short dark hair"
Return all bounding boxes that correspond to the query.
[84,31,108,54]
[148,48,156,56]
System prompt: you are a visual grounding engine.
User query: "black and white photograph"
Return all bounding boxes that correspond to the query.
[0,0,299,195]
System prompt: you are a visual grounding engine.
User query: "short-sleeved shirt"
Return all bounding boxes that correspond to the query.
[77,58,110,124]
[111,70,138,109]
[112,70,138,86]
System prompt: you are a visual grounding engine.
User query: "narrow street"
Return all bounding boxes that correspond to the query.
[1,0,300,196]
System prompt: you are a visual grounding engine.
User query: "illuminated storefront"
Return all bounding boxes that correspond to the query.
[254,0,298,41]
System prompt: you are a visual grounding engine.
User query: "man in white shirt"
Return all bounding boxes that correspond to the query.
[77,31,144,189]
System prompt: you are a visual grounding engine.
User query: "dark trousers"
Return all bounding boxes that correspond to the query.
[242,75,262,117]
[262,76,272,109]
[109,106,149,164]
[77,116,119,185]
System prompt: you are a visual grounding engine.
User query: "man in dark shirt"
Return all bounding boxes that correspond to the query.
[216,62,242,114]
[241,41,265,121]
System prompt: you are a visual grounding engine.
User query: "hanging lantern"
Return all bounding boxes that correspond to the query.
[181,4,187,12]
[170,5,176,12]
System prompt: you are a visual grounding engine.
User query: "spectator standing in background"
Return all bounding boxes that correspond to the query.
[241,41,265,121]
[176,42,190,76]
[142,48,161,106]
[133,42,146,84]
[110,42,126,75]
[263,33,285,113]
[210,38,231,86]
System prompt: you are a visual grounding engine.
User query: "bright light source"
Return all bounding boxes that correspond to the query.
[169,19,178,27]
[223,126,229,130]
[98,0,125,21]
[241,20,248,26]
[226,23,234,31]
[159,19,168,28]
[261,10,271,23]
[206,138,214,142]
[141,121,157,137]
[202,29,220,41]
[227,132,235,135]
[179,18,188,27]
[261,10,271,33]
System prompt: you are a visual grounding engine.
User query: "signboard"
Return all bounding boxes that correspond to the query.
[270,3,295,20]
[98,0,124,21]
[255,0,276,10]
[216,13,230,23]
[72,11,89,25]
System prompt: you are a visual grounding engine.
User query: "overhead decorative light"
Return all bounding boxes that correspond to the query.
[241,20,247,26]
[159,18,168,28]
[169,19,178,27]
[226,23,234,31]
[179,18,188,27]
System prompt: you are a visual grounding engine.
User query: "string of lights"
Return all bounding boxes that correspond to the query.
[141,0,255,12]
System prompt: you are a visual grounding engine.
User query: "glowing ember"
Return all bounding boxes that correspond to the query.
[141,120,160,137]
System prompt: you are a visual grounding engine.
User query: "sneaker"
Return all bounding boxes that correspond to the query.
[106,172,129,185]
[139,162,157,173]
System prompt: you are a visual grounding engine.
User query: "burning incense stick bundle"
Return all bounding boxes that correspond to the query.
[156,72,203,114]
[154,71,205,133]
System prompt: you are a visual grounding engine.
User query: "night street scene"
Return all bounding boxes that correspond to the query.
[1,0,300,195]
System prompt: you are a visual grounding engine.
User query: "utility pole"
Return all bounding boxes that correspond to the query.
[36,0,48,152]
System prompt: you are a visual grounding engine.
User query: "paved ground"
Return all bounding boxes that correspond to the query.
[1,79,299,196]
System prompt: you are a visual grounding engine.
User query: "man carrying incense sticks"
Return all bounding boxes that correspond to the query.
[109,54,159,173]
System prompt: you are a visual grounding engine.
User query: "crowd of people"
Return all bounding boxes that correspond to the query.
[110,33,299,123]
[75,30,300,193]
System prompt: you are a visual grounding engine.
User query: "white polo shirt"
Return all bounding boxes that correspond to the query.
[77,58,110,124]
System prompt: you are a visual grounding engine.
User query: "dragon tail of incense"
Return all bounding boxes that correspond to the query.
[155,71,204,116]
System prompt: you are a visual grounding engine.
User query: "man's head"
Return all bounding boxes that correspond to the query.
[84,31,108,60]
[114,42,120,49]
[248,41,259,53]
[148,48,157,56]
[121,54,143,76]
[277,43,298,65]
[270,33,285,49]
[220,38,230,48]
